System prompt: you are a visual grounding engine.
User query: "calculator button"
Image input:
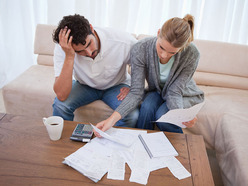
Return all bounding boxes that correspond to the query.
[71,124,93,140]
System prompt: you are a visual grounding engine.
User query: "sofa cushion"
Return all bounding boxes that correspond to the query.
[184,85,248,149]
[74,100,113,123]
[215,114,248,186]
[183,85,248,186]
[194,40,248,78]
[37,54,54,66]
[193,71,248,90]
[3,64,114,122]
[3,65,56,117]
[193,40,248,90]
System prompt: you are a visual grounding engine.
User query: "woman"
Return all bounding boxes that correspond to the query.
[95,14,204,135]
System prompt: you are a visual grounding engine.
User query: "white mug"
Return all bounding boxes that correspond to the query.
[43,116,64,141]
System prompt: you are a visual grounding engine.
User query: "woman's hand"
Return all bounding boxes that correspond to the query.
[59,26,75,58]
[117,87,130,101]
[182,117,197,128]
[93,111,122,137]
[94,119,114,137]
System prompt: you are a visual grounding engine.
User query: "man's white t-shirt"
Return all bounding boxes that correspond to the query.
[53,27,137,90]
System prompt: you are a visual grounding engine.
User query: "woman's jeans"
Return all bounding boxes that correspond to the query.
[53,81,139,128]
[136,91,183,133]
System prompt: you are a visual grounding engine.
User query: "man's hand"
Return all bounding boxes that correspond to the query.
[182,117,197,128]
[117,87,130,101]
[53,26,75,101]
[59,26,75,58]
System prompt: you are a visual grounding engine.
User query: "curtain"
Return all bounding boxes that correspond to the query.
[1,0,248,88]
[0,0,47,88]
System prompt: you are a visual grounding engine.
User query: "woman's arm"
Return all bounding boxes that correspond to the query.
[165,44,200,110]
[115,43,147,117]
[94,42,148,134]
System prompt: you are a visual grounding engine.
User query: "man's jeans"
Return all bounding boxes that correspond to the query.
[136,91,183,133]
[53,81,139,128]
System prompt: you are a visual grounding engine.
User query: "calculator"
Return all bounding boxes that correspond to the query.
[70,124,94,142]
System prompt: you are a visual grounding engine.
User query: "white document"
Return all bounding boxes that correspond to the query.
[149,156,168,172]
[107,153,126,180]
[91,124,136,147]
[63,143,110,182]
[139,132,178,158]
[129,140,150,185]
[165,156,191,180]
[156,102,205,128]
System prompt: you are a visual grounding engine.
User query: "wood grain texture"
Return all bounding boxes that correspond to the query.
[0,114,213,186]
[186,134,215,186]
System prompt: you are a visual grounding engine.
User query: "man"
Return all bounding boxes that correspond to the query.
[52,14,138,127]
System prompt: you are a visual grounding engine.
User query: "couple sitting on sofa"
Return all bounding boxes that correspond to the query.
[52,14,204,136]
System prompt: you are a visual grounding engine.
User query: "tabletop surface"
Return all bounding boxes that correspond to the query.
[0,113,214,186]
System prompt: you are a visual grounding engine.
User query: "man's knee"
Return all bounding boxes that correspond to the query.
[53,97,73,113]
[53,97,75,121]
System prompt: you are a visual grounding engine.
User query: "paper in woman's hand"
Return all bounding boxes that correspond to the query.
[156,102,205,128]
[91,124,136,147]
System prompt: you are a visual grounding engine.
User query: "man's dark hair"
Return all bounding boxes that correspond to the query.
[53,14,92,45]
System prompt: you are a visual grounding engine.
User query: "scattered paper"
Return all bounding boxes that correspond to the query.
[156,102,205,128]
[63,144,110,182]
[107,153,126,180]
[139,132,178,158]
[149,156,168,172]
[63,128,191,185]
[129,140,150,185]
[165,156,191,180]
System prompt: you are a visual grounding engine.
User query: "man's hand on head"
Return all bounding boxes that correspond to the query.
[59,26,75,59]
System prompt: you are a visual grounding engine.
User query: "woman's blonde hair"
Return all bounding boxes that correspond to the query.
[159,14,194,51]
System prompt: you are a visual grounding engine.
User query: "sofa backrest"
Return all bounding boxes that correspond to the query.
[34,24,56,66]
[34,24,248,90]
[194,40,248,90]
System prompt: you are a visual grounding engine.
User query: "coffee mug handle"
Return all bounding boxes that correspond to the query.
[43,117,47,126]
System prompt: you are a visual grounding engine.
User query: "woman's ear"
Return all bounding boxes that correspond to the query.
[157,29,161,37]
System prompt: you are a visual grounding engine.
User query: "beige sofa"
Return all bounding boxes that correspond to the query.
[3,24,248,186]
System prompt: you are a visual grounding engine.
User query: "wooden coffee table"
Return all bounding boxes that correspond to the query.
[0,113,214,186]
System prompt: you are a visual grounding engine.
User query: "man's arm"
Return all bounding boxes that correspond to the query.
[53,27,75,101]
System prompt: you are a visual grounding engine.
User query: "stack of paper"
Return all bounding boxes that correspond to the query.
[138,132,178,158]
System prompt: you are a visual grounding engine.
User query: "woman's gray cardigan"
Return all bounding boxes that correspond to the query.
[116,37,204,118]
